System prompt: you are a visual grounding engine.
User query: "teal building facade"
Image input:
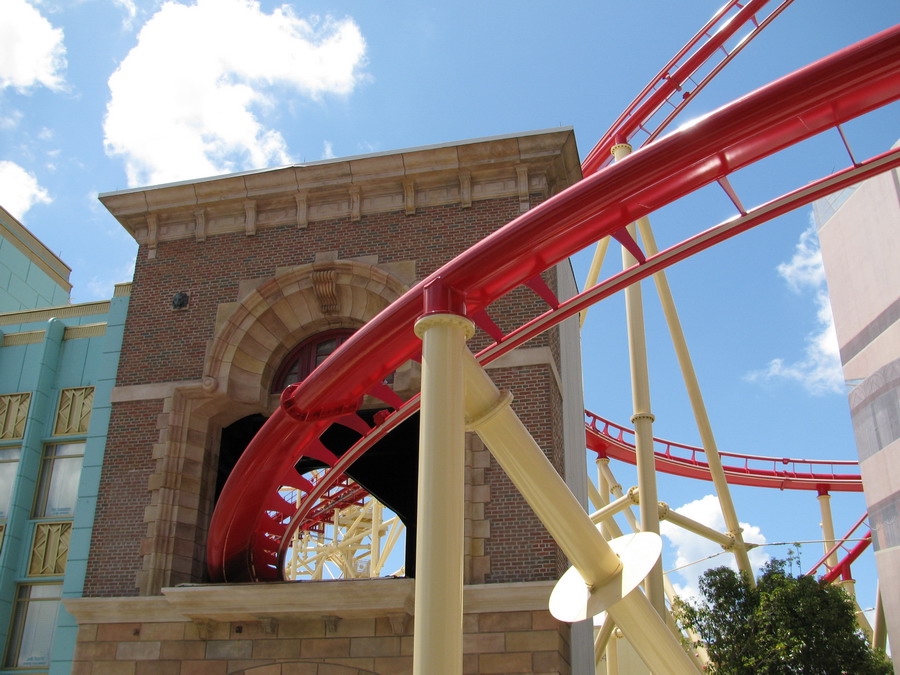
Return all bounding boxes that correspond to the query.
[0,207,129,673]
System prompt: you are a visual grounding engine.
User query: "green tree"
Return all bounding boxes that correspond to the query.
[676,558,893,674]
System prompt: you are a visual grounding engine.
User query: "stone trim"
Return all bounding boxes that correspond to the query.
[99,129,581,249]
[466,435,492,584]
[114,282,133,297]
[1,322,109,345]
[64,595,185,624]
[64,323,107,340]
[65,579,555,624]
[0,299,111,326]
[0,330,44,346]
[110,380,205,403]
[203,260,410,406]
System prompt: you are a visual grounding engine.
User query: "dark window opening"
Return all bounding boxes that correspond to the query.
[216,410,420,579]
[216,329,418,580]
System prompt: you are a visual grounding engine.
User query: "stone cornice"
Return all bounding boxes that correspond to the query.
[100,128,581,248]
[0,299,113,327]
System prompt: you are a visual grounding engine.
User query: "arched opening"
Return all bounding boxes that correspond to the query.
[216,329,420,580]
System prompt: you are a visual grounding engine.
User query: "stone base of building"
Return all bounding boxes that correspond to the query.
[66,579,572,675]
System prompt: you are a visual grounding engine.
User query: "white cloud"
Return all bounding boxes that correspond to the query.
[661,494,769,601]
[103,0,367,187]
[745,223,844,395]
[776,224,826,291]
[0,0,66,92]
[0,110,24,130]
[321,140,335,160]
[113,0,139,27]
[0,161,52,219]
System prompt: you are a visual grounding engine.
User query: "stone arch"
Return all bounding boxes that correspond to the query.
[138,260,411,594]
[205,260,409,408]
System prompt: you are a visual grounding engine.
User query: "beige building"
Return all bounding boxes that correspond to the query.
[816,163,900,653]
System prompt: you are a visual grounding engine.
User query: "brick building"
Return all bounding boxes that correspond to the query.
[66,129,593,673]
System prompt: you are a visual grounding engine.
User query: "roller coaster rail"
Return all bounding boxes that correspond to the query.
[585,411,864,492]
[208,25,900,585]
[205,8,900,671]
[581,0,796,175]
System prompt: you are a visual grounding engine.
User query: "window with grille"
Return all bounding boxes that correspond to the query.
[271,329,354,393]
[33,443,84,519]
[0,447,20,521]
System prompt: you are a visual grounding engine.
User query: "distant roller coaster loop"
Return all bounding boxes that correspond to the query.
[208,24,900,584]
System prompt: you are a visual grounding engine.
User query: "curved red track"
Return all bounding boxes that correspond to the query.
[585,412,863,492]
[208,25,900,583]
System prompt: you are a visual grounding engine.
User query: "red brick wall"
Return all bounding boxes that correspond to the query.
[116,199,527,387]
[484,366,563,583]
[84,399,162,596]
[87,194,571,596]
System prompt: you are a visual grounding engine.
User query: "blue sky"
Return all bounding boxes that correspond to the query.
[2,0,897,614]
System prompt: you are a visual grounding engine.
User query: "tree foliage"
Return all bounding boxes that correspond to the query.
[675,558,893,674]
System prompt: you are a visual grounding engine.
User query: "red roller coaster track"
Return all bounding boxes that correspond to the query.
[292,410,864,546]
[585,412,863,492]
[208,24,900,583]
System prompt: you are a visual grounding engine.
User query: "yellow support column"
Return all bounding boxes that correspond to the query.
[612,142,665,616]
[462,350,699,675]
[817,488,839,570]
[632,207,755,583]
[412,306,474,675]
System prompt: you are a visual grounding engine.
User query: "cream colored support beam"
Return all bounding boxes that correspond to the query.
[580,237,611,327]
[659,503,736,549]
[852,596,874,644]
[589,473,626,540]
[594,458,622,541]
[837,578,875,642]
[597,461,639,533]
[412,313,474,675]
[607,631,620,675]
[594,614,616,673]
[462,350,699,675]
[611,143,665,615]
[664,576,710,668]
[370,500,382,578]
[590,488,640,525]
[377,517,404,574]
[627,193,755,583]
[873,583,888,653]
[588,473,607,511]
[817,490,839,570]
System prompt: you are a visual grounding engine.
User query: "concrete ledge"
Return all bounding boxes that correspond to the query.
[64,579,555,624]
[111,380,205,403]
[64,595,185,624]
